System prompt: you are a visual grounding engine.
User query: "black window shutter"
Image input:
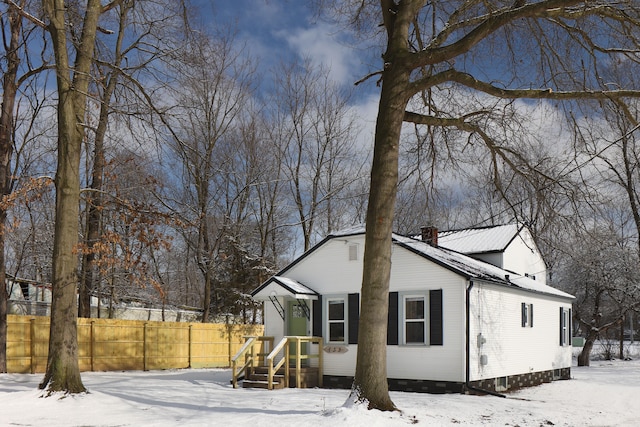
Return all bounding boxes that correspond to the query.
[569,308,572,343]
[559,307,563,345]
[387,292,399,345]
[348,293,360,344]
[522,302,527,327]
[312,296,322,337]
[530,304,534,327]
[429,289,443,346]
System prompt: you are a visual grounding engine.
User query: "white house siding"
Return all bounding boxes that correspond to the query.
[264,297,285,343]
[284,235,367,295]
[322,347,358,376]
[278,236,366,375]
[282,237,468,382]
[468,281,572,382]
[386,246,467,382]
[502,231,547,285]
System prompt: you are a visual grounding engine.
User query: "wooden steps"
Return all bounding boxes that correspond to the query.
[242,368,286,389]
[241,366,320,390]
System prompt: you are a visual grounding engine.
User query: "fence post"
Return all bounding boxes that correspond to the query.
[143,323,148,371]
[228,325,233,367]
[90,321,95,372]
[29,318,36,374]
[188,324,193,369]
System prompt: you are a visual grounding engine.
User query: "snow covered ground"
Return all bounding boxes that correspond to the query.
[2,357,639,426]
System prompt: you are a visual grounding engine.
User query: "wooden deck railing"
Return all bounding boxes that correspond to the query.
[266,336,323,390]
[231,335,274,388]
[232,335,324,390]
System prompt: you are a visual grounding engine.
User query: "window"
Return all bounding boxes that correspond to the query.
[560,307,571,346]
[521,303,534,327]
[327,299,346,343]
[495,376,509,392]
[388,290,443,346]
[403,295,426,344]
[348,244,358,261]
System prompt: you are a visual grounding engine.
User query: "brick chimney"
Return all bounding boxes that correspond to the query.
[420,226,438,246]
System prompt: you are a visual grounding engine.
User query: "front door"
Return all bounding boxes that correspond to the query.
[287,300,309,361]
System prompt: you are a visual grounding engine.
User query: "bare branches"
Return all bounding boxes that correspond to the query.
[409,0,585,68]
[3,0,46,28]
[410,69,640,101]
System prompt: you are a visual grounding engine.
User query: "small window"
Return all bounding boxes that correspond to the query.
[403,295,426,344]
[521,303,534,327]
[553,369,563,380]
[348,244,358,261]
[327,299,346,343]
[495,376,509,392]
[560,307,571,346]
[292,303,306,318]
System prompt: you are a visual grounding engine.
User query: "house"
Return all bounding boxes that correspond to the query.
[435,223,548,284]
[6,275,200,322]
[6,275,52,316]
[248,224,574,394]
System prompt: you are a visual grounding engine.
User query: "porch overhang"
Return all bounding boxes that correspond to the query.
[251,276,318,301]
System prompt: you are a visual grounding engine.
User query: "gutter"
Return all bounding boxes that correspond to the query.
[465,280,506,398]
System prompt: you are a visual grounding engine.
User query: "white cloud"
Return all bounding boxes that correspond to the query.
[276,23,362,86]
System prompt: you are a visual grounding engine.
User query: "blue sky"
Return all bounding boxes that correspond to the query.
[187,1,381,150]
[191,0,377,97]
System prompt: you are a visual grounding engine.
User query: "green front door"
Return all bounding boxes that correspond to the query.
[287,300,308,360]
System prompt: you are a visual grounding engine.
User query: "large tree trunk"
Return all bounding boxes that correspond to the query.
[0,1,23,373]
[350,16,412,413]
[40,0,102,394]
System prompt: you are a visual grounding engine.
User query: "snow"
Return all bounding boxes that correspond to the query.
[396,235,574,300]
[437,224,520,254]
[324,227,573,300]
[2,357,640,426]
[273,276,317,296]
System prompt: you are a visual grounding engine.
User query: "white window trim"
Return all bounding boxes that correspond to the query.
[325,295,347,344]
[399,292,429,346]
[521,302,534,328]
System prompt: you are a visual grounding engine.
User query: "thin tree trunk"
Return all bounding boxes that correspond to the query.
[578,331,597,367]
[0,1,23,374]
[619,317,625,360]
[0,217,7,374]
[78,2,130,318]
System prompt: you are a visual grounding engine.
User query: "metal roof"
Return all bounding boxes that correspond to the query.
[395,235,573,300]
[438,224,520,254]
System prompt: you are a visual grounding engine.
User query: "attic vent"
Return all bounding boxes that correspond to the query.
[348,244,358,261]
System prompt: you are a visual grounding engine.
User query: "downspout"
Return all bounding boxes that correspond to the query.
[465,280,506,398]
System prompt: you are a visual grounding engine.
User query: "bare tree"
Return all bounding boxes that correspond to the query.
[317,0,640,410]
[78,0,187,318]
[557,225,640,365]
[38,0,109,394]
[0,0,25,373]
[271,59,364,251]
[166,30,256,322]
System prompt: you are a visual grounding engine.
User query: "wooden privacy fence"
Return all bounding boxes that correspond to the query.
[6,314,263,374]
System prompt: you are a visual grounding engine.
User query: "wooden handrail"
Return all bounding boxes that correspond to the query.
[265,336,324,390]
[231,336,273,388]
